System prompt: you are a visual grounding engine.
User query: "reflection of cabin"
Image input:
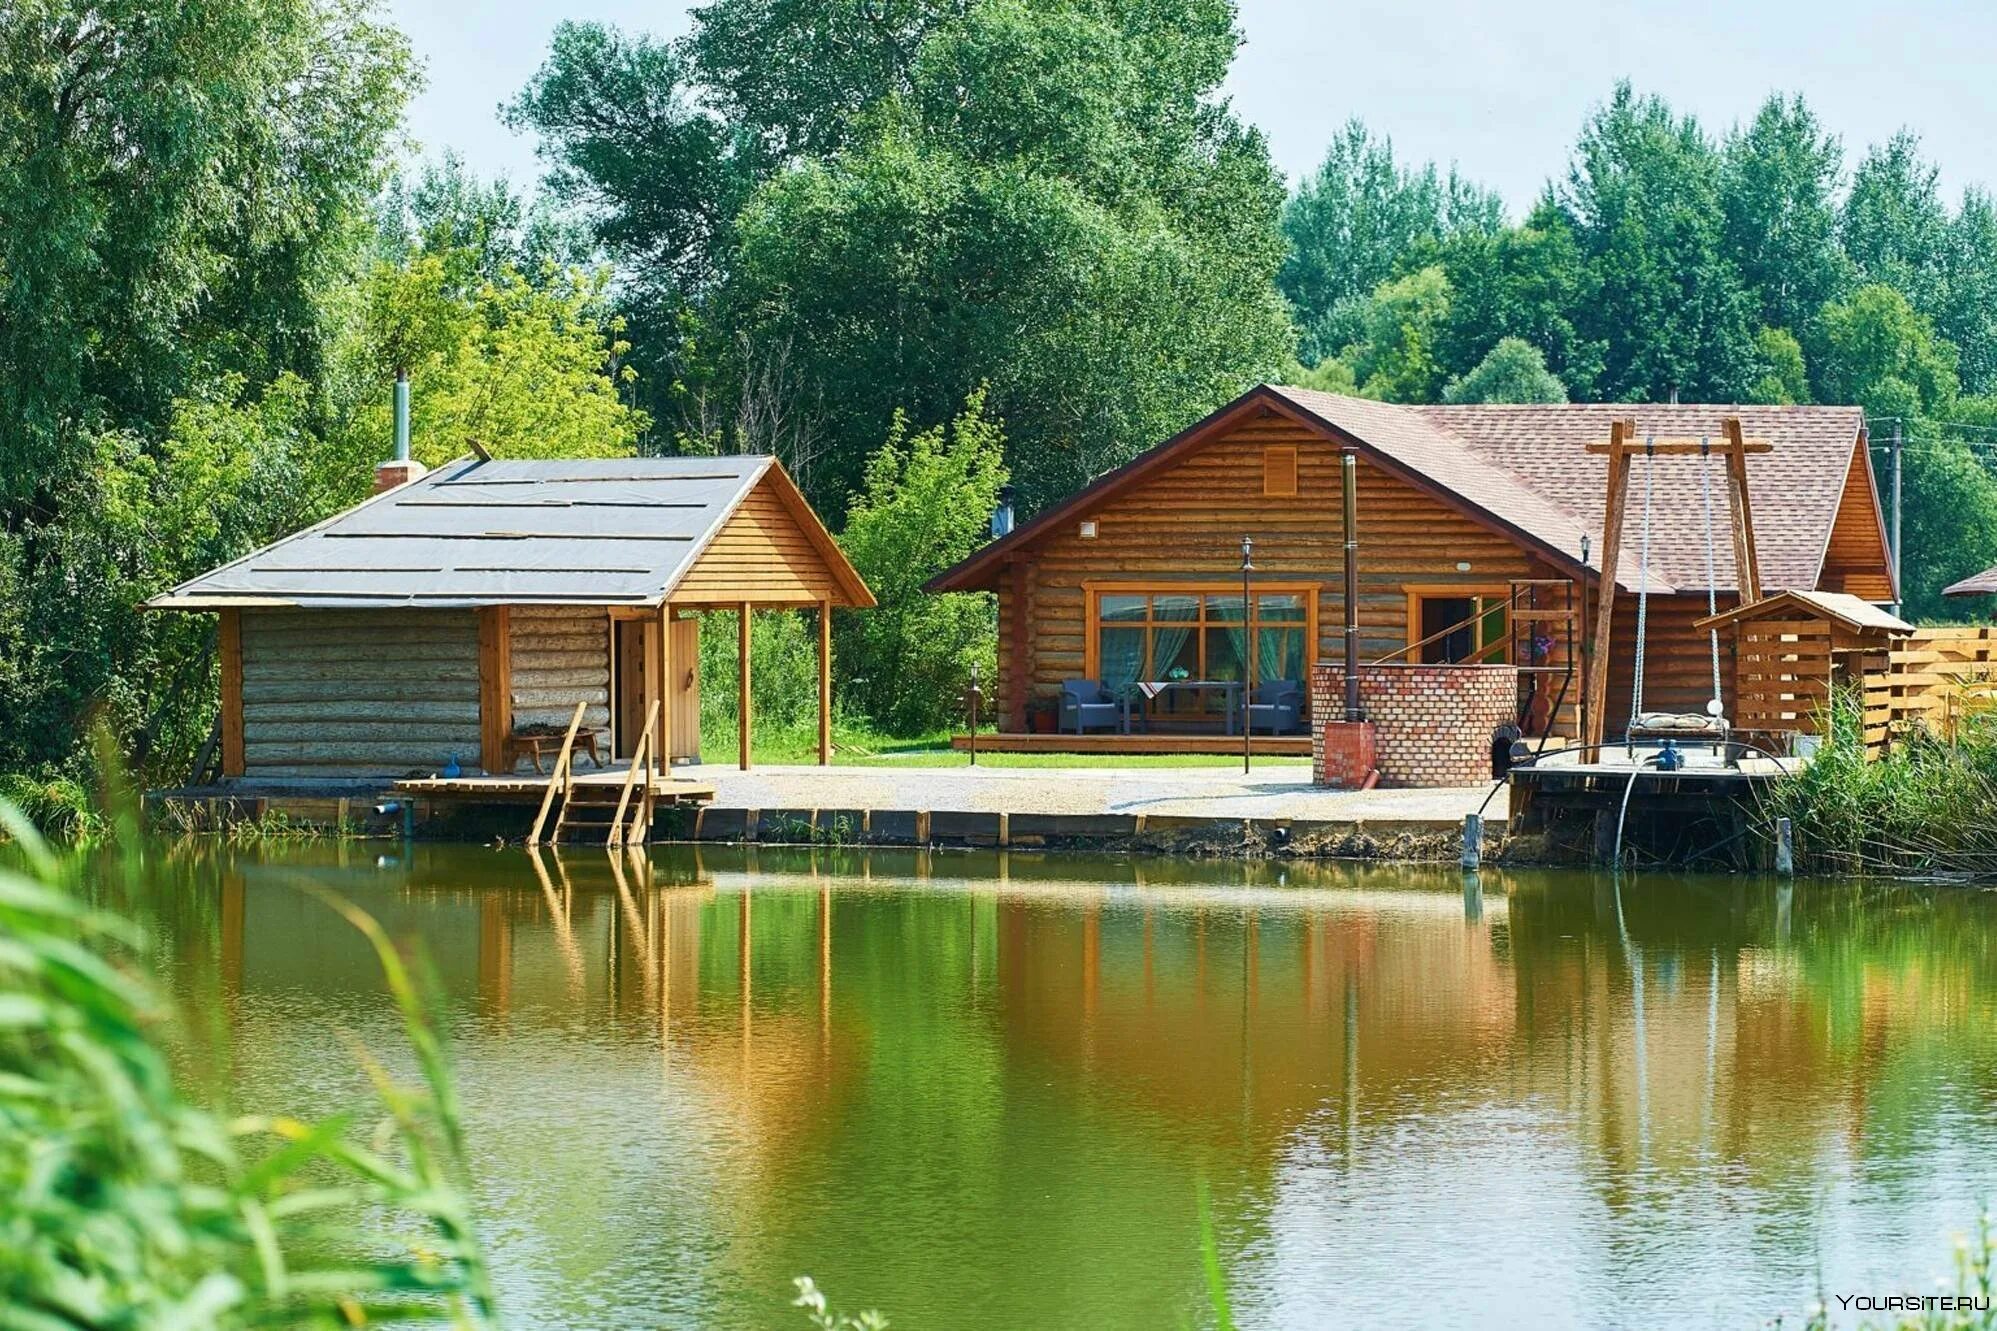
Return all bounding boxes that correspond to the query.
[927,386,1894,750]
[1693,590,1911,740]
[150,456,873,778]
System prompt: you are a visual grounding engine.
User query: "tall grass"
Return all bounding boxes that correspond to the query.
[0,799,497,1328]
[1763,690,1997,878]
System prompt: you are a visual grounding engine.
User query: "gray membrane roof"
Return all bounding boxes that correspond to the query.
[149,455,777,609]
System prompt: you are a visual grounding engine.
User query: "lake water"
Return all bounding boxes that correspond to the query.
[150,843,1997,1329]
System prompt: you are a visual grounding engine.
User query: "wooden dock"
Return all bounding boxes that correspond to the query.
[394,771,715,806]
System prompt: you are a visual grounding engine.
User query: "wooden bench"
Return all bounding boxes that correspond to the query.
[512,726,609,774]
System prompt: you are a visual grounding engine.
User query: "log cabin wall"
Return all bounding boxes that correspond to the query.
[1601,592,1739,726]
[239,608,481,775]
[507,605,611,759]
[995,412,1567,726]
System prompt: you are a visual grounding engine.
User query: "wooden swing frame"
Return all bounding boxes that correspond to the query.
[1582,416,1771,752]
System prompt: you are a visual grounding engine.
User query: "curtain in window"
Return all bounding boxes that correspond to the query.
[1099,627,1144,694]
[1256,627,1304,684]
[1150,622,1193,681]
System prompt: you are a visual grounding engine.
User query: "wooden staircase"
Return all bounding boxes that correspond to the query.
[528,700,663,847]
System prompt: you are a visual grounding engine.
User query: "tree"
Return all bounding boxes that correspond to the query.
[0,0,412,503]
[1745,327,1810,404]
[1554,83,1757,401]
[1941,189,1997,397]
[836,392,1008,734]
[1335,266,1453,402]
[1720,94,1847,341]
[1430,205,1604,399]
[512,0,1291,513]
[0,0,412,780]
[1279,121,1502,366]
[1815,283,1957,421]
[1442,337,1568,404]
[1841,133,1950,317]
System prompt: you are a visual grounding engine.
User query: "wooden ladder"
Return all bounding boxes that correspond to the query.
[527,701,588,847]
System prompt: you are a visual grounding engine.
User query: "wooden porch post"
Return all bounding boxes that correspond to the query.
[817,598,833,766]
[1584,419,1634,754]
[478,606,511,774]
[218,608,245,778]
[658,603,673,762]
[738,602,752,771]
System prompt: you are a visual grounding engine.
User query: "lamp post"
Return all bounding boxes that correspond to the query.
[1241,534,1255,775]
[966,662,982,767]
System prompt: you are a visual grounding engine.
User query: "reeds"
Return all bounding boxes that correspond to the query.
[1761,690,1997,878]
[0,799,497,1328]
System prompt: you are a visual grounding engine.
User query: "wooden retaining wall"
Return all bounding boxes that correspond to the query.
[240,609,482,775]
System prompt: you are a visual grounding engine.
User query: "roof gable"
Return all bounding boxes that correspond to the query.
[150,455,872,610]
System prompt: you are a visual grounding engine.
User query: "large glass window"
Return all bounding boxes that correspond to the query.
[1089,588,1315,695]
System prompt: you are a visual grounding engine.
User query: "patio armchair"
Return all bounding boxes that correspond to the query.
[1059,679,1125,734]
[1246,680,1304,735]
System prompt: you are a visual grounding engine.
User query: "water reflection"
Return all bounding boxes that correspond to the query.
[156,843,1997,1330]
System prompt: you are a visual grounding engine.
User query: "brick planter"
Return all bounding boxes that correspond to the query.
[1311,663,1519,788]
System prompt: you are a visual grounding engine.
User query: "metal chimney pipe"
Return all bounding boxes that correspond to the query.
[1342,449,1363,722]
[393,369,411,463]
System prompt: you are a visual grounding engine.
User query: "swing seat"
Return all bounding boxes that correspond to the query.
[1626,711,1727,739]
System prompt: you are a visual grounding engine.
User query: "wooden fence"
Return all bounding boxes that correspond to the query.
[1866,626,1997,749]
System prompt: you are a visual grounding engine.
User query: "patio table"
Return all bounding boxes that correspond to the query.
[1132,680,1243,735]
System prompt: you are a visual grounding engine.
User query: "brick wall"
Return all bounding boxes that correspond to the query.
[1311,663,1518,787]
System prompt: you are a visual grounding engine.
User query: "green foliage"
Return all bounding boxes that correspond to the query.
[1442,337,1568,404]
[836,393,1008,735]
[0,801,495,1327]
[1817,284,1958,419]
[1554,83,1757,400]
[1747,326,1811,405]
[512,0,1292,512]
[1279,121,1502,366]
[1335,266,1454,402]
[1720,95,1848,341]
[792,1276,888,1330]
[349,254,647,467]
[698,608,826,762]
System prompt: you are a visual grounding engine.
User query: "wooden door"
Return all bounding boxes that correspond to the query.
[613,619,647,759]
[669,616,701,762]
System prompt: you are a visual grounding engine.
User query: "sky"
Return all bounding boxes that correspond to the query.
[387,0,1997,212]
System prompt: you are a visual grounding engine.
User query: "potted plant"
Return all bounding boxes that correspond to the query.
[1027,697,1058,734]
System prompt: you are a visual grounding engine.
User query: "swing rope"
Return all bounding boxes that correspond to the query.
[1628,437,1656,737]
[1699,436,1722,715]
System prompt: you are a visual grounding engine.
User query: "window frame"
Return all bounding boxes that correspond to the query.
[1083,581,1320,686]
[1401,585,1513,665]
[1263,445,1299,498]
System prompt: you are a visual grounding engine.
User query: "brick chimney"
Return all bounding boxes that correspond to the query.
[373,368,428,494]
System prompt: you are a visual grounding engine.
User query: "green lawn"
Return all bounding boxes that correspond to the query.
[705,721,1311,769]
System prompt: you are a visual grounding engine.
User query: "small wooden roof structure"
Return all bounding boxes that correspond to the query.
[1693,588,1911,637]
[149,455,874,611]
[1943,565,1997,599]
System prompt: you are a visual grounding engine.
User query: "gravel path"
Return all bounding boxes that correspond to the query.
[681,763,1504,824]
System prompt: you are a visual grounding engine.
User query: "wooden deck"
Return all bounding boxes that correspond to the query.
[394,771,715,806]
[949,732,1312,756]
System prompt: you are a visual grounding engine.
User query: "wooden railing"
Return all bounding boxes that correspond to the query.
[527,700,589,847]
[607,699,660,847]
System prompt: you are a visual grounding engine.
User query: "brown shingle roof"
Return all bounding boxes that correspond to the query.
[926,385,1873,597]
[1412,401,1867,594]
[1944,565,1997,598]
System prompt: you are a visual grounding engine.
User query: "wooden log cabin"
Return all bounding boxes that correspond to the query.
[149,455,873,780]
[925,385,1894,752]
